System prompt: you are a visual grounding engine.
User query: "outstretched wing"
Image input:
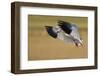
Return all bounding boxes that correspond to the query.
[58,20,81,41]
[58,20,72,34]
[45,26,57,38]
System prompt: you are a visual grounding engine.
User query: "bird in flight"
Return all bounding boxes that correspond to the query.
[45,20,83,47]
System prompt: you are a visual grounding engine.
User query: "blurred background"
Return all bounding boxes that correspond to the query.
[28,15,88,60]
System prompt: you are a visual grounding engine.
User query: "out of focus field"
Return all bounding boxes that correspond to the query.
[28,15,88,60]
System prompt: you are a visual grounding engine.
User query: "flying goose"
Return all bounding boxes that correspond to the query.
[45,20,83,47]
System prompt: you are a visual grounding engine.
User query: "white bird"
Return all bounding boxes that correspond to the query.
[45,20,83,47]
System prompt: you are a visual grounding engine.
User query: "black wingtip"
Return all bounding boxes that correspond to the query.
[57,20,72,34]
[45,26,57,38]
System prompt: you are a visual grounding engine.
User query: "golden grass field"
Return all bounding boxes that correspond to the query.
[28,15,88,60]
